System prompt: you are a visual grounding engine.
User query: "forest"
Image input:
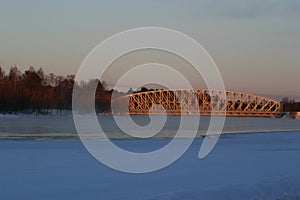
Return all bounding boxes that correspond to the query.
[0,66,113,114]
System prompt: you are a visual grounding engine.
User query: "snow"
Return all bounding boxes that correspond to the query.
[0,114,18,118]
[1,131,300,199]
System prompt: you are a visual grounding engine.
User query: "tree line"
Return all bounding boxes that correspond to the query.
[0,66,113,114]
[282,98,300,112]
[1,66,298,115]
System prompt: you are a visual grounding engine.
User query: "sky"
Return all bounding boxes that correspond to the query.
[0,0,299,100]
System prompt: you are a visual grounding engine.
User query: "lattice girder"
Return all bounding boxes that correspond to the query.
[112,89,282,116]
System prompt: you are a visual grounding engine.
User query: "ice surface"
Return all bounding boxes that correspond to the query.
[1,115,300,199]
[0,115,300,139]
[0,131,300,199]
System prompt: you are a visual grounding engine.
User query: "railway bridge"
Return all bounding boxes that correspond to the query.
[113,89,282,117]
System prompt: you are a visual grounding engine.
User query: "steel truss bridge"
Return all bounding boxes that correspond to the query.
[113,89,282,117]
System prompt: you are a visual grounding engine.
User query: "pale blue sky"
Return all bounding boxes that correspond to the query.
[0,0,299,99]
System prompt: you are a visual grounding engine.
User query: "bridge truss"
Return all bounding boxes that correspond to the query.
[113,89,282,117]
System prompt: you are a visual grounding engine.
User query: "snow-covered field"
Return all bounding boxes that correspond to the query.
[0,116,300,199]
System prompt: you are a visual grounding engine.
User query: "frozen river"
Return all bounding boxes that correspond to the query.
[0,115,300,138]
[0,115,300,199]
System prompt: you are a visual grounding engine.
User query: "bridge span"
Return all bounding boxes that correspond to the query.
[113,89,282,117]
